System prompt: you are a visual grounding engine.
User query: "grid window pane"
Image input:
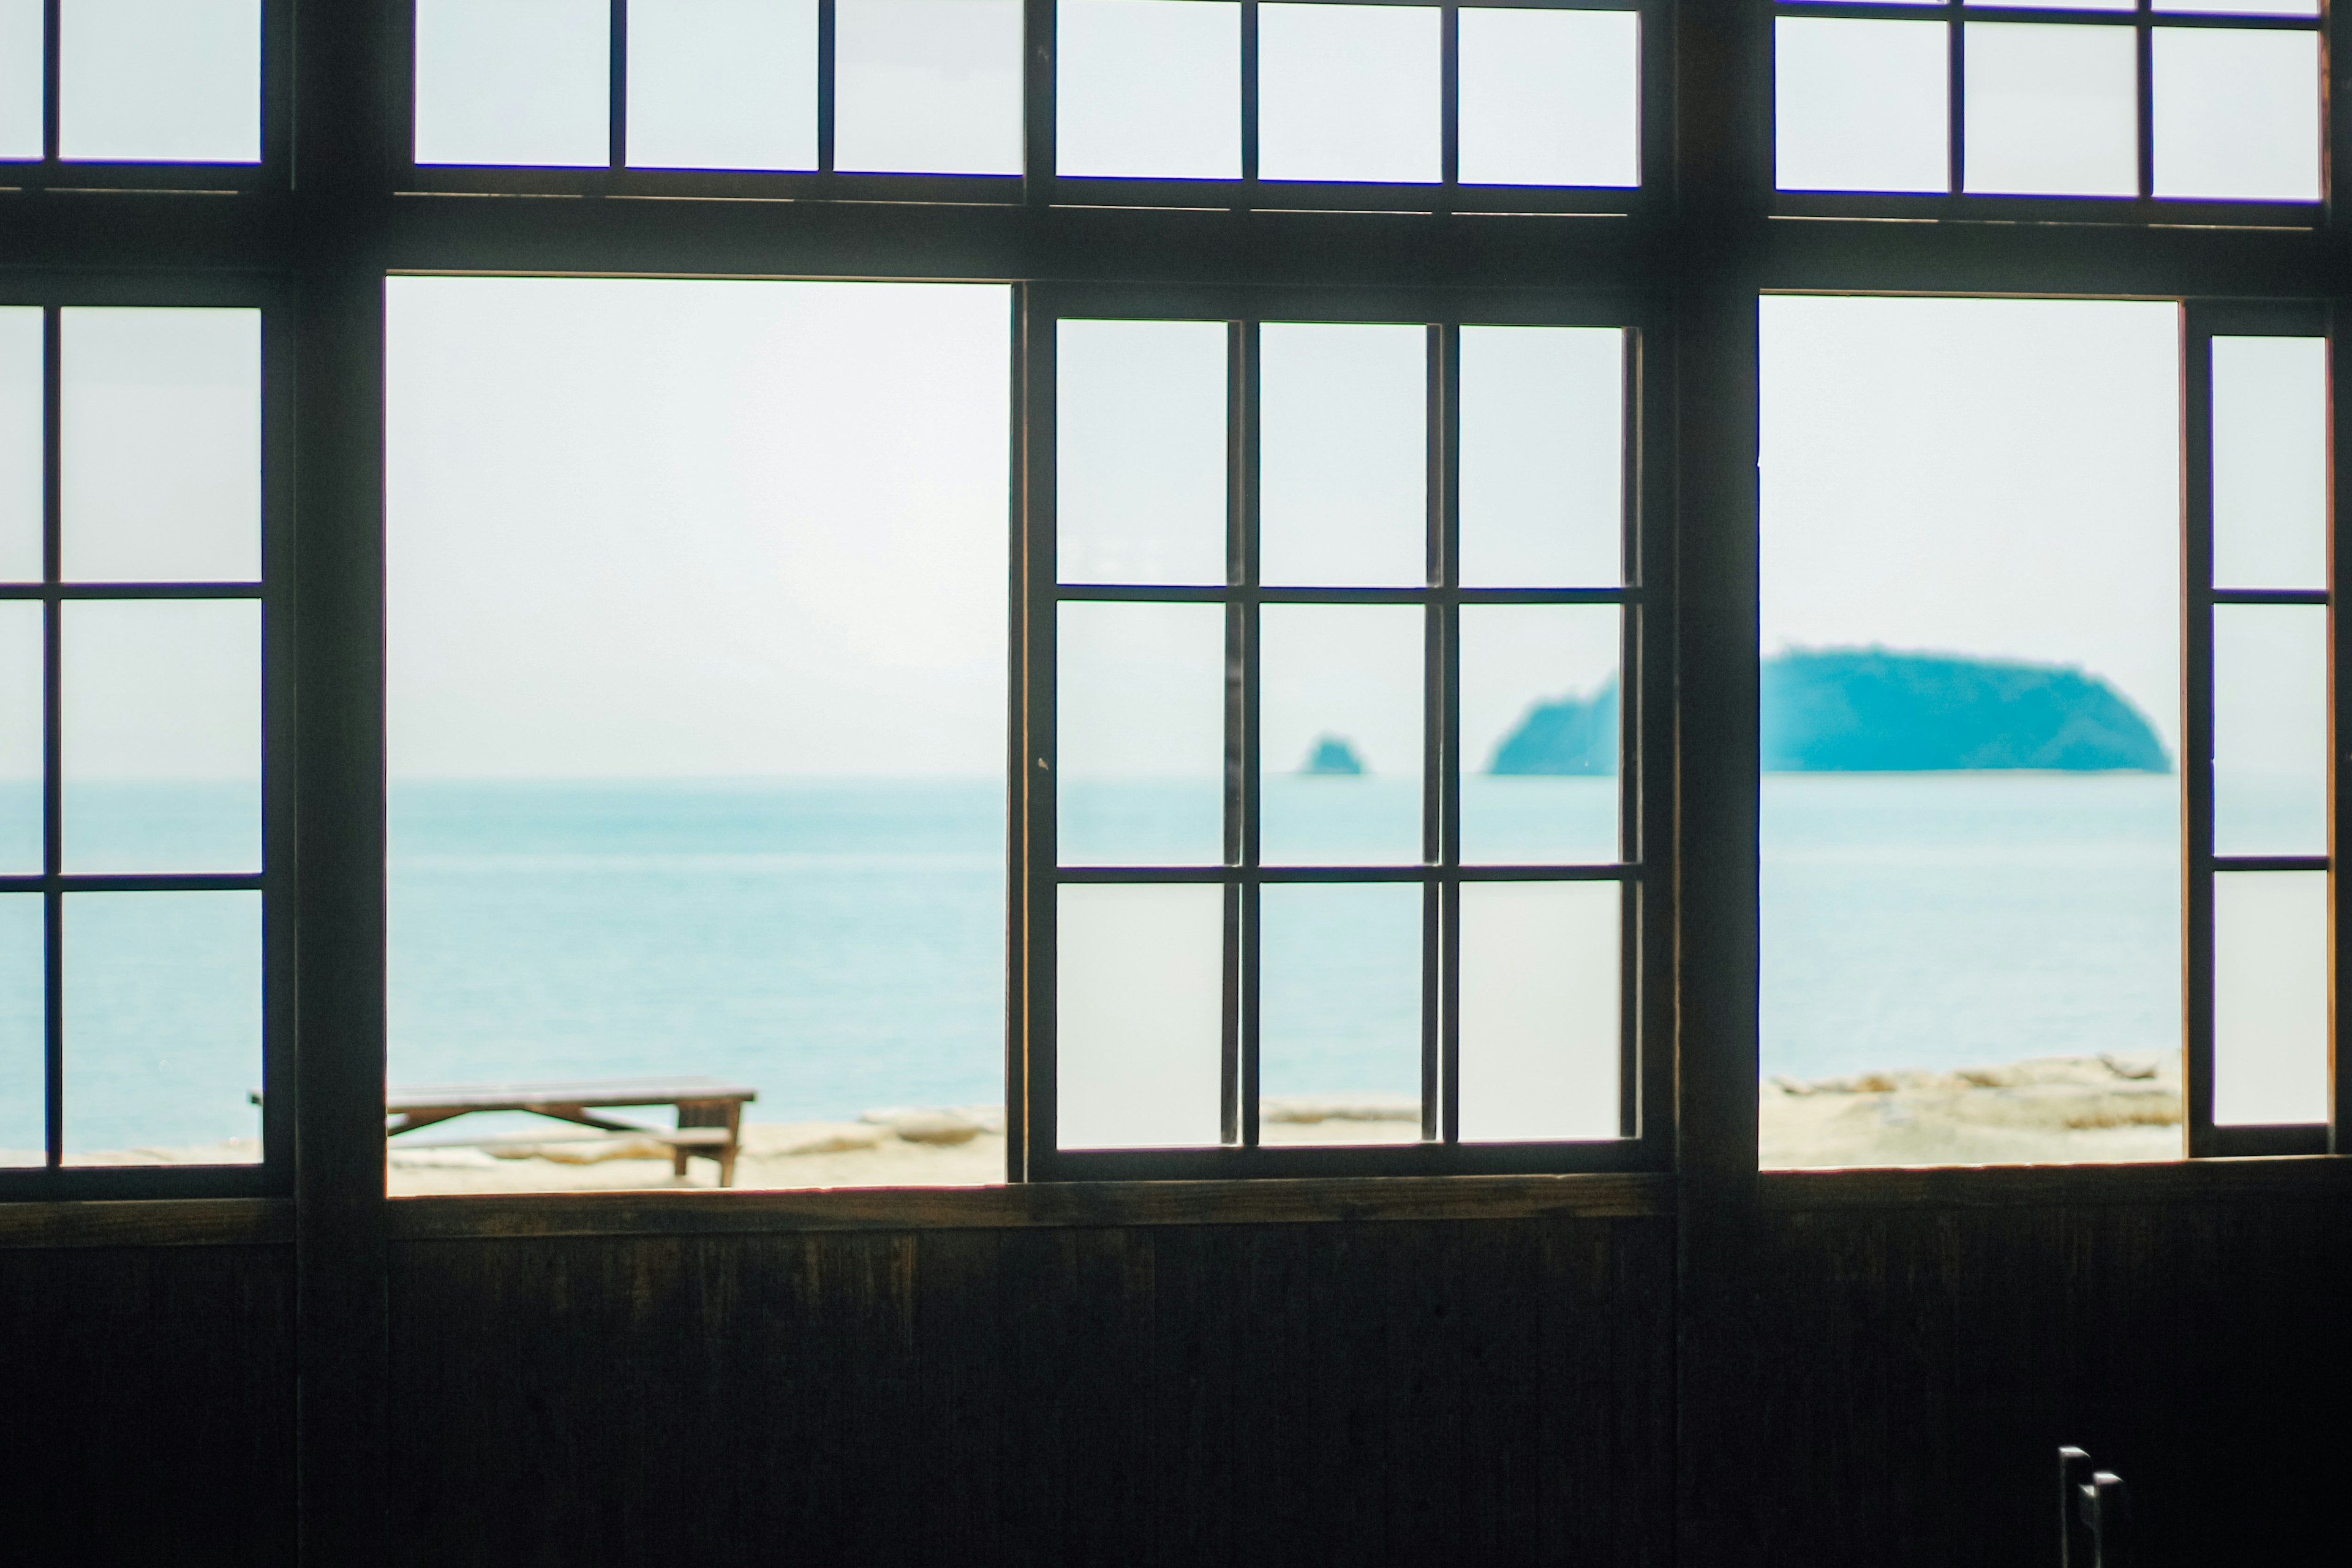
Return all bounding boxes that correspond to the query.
[1457,9,1639,188]
[1260,604,1423,865]
[1461,605,1621,865]
[2154,0,2317,15]
[835,0,1022,175]
[1057,601,1226,867]
[1965,0,2130,9]
[62,889,262,1163]
[63,307,261,584]
[1774,18,1948,194]
[1962,23,2137,198]
[413,0,611,167]
[1258,883,1421,1144]
[0,307,37,582]
[0,894,37,1164]
[1055,883,1224,1148]
[0,602,37,875]
[59,0,260,163]
[1057,0,1240,179]
[1458,325,1623,587]
[626,0,820,172]
[2212,336,2327,591]
[1257,2,1440,184]
[2213,870,2328,1125]
[2213,603,2326,858]
[1259,323,1426,587]
[1457,881,1619,1142]
[1057,320,1228,586]
[62,599,262,875]
[2153,28,2319,203]
[0,0,39,160]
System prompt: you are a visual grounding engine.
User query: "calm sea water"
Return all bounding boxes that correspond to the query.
[0,773,2213,1155]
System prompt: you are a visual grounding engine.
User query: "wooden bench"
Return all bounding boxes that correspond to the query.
[259,1076,760,1186]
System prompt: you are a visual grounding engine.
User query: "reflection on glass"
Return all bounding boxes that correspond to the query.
[60,0,260,162]
[0,0,39,160]
[413,0,610,167]
[1459,326,1623,587]
[1774,19,1947,194]
[2154,30,2320,202]
[2214,604,2326,858]
[1964,24,2136,197]
[1259,322,1426,587]
[63,891,261,1163]
[1058,601,1224,866]
[2214,870,2327,1124]
[2213,336,2326,589]
[1058,320,1228,585]
[1056,883,1223,1148]
[1058,0,1240,179]
[1461,605,1620,865]
[1261,605,1422,865]
[1458,9,1638,188]
[63,600,261,874]
[1257,2,1439,184]
[0,307,37,581]
[64,308,261,582]
[0,895,36,1164]
[1259,882,1421,1144]
[0,603,37,874]
[835,0,1022,175]
[627,0,818,171]
[1457,881,1618,1141]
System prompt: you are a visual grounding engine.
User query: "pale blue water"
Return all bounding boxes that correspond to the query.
[0,772,2241,1155]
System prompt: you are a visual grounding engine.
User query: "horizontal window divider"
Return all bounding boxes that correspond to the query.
[2211,587,2328,606]
[2209,855,2328,874]
[1054,864,1633,883]
[1456,862,1637,881]
[1771,191,2322,229]
[1040,1137,1662,1183]
[399,165,1027,208]
[1055,584,1635,605]
[1776,2,2318,28]
[0,582,266,600]
[0,1165,287,1205]
[2190,1123,2332,1158]
[1046,176,1648,217]
[0,873,266,894]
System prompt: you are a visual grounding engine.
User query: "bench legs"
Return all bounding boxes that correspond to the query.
[674,1101,744,1188]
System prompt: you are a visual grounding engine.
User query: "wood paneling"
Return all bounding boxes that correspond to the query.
[0,1243,296,1565]
[385,1215,1676,1568]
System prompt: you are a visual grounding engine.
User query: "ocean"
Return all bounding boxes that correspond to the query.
[0,772,2211,1156]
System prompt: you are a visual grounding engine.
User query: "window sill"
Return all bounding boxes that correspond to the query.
[1761,1155,2351,1212]
[0,1196,293,1250]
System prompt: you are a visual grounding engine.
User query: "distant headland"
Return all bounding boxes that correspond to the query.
[1491,648,2171,775]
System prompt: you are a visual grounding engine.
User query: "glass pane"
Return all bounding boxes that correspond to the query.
[1964,24,2137,197]
[0,0,39,160]
[1259,322,1425,587]
[1058,601,1225,866]
[627,0,819,171]
[2153,28,2319,202]
[0,895,37,1164]
[63,307,261,583]
[62,890,261,1163]
[2155,0,2316,15]
[59,0,260,162]
[1057,319,1227,586]
[1261,604,1422,865]
[1457,9,1638,189]
[1458,325,1623,587]
[1774,19,1947,194]
[835,0,1022,175]
[2214,603,2326,858]
[1462,605,1621,865]
[62,599,261,874]
[1057,0,1238,179]
[1257,2,1439,184]
[1258,882,1421,1144]
[0,307,38,582]
[413,0,610,167]
[2214,870,2328,1124]
[1055,882,1223,1148]
[1966,0,2130,9]
[0,601,38,875]
[1457,880,1618,1141]
[2213,336,2327,590]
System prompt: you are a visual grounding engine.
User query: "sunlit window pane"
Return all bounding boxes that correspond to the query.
[1057,601,1226,867]
[1963,23,2136,197]
[413,0,610,167]
[2213,871,2328,1125]
[1258,322,1426,587]
[0,0,41,160]
[1057,0,1239,179]
[1259,883,1421,1145]
[2213,604,2326,859]
[1258,2,1440,184]
[1458,325,1623,587]
[1260,605,1423,866]
[2154,0,2316,15]
[1055,883,1224,1148]
[0,308,38,582]
[2153,28,2319,202]
[1457,881,1619,1142]
[0,895,38,1165]
[1057,319,1228,585]
[1457,9,1638,188]
[1461,605,1621,865]
[0,603,37,875]
[2212,336,2327,591]
[1774,18,1948,194]
[835,0,1022,175]
[627,0,819,172]
[61,0,260,162]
